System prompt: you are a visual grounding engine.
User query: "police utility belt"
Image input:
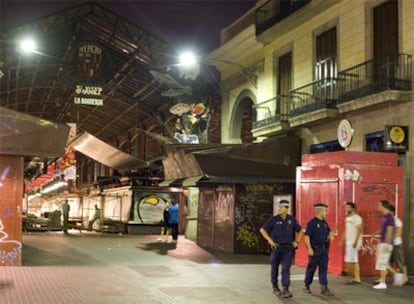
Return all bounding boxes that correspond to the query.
[311,243,329,254]
[275,244,294,250]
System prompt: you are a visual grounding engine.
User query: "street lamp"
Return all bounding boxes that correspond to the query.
[19,37,37,54]
[177,51,257,88]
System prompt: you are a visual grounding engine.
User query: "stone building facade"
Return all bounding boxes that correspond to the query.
[209,0,413,273]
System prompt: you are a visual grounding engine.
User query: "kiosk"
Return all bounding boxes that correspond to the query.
[295,151,403,275]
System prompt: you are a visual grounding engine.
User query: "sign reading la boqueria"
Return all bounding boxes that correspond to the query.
[74,97,103,106]
[74,85,103,106]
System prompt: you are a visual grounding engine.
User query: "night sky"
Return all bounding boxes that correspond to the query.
[0,0,257,54]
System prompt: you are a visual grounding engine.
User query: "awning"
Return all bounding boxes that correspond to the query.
[0,106,69,157]
[158,178,185,187]
[161,136,301,185]
[69,132,148,173]
[182,175,204,187]
[158,179,176,187]
[198,175,295,184]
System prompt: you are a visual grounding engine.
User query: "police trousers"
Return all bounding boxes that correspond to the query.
[304,247,329,286]
[270,247,294,287]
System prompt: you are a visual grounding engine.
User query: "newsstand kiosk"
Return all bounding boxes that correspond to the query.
[295,151,403,276]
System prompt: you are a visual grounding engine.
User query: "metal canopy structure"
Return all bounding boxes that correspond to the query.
[69,131,148,173]
[161,136,301,186]
[0,2,181,178]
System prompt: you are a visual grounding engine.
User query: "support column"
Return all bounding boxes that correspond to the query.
[0,155,23,266]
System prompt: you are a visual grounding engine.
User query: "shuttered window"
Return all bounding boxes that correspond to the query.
[374,0,398,60]
[315,27,337,80]
[277,52,292,115]
[374,0,398,80]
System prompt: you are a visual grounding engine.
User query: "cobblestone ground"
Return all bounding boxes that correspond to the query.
[0,232,412,304]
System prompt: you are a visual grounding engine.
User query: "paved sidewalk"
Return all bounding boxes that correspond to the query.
[0,231,412,303]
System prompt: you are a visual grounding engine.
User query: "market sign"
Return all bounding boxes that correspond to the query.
[337,119,353,149]
[384,125,409,153]
[77,43,103,79]
[74,85,103,106]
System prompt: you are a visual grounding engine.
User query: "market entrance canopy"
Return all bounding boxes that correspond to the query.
[69,131,149,173]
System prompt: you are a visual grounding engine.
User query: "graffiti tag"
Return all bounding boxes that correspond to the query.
[236,224,259,249]
[0,219,22,265]
[0,204,13,218]
[360,237,379,256]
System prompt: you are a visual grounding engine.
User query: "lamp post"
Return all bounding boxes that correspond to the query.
[177,51,257,88]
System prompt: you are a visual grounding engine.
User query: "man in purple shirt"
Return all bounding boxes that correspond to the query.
[373,200,395,290]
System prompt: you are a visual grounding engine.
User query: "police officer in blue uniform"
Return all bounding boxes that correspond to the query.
[260,200,303,298]
[303,203,335,296]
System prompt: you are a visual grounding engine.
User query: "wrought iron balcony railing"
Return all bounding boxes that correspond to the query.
[251,54,412,130]
[252,77,338,129]
[338,53,412,103]
[289,77,338,118]
[252,95,290,130]
[256,0,311,35]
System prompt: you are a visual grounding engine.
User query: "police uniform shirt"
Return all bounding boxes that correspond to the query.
[305,217,330,245]
[262,214,301,244]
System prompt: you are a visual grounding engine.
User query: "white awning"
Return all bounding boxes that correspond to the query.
[69,132,148,173]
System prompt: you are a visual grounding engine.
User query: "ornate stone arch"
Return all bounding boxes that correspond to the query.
[229,89,257,143]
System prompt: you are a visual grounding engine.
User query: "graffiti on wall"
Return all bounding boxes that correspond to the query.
[236,224,259,249]
[0,218,22,266]
[360,237,379,256]
[187,187,199,218]
[0,161,23,266]
[234,183,292,253]
[132,193,175,224]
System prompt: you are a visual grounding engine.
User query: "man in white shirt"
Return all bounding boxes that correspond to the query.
[343,202,362,284]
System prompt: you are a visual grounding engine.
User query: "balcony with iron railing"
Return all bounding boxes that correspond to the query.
[251,54,412,133]
[256,0,311,36]
[252,76,339,132]
[289,77,338,118]
[252,78,338,133]
[252,95,290,131]
[337,53,412,104]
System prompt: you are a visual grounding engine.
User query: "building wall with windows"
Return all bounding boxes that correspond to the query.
[210,0,414,272]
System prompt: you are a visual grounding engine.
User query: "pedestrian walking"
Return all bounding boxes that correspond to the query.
[343,202,362,284]
[168,199,179,242]
[62,199,70,234]
[387,205,407,286]
[260,200,302,298]
[158,201,170,242]
[303,203,335,296]
[373,200,395,290]
[88,204,102,231]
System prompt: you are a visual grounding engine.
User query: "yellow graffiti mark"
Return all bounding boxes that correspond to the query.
[143,196,159,205]
[236,224,259,248]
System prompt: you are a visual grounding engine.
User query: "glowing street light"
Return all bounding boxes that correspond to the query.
[177,51,257,87]
[178,51,198,67]
[19,37,37,54]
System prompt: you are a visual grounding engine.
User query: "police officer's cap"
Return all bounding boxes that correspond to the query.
[314,203,328,209]
[279,200,290,208]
